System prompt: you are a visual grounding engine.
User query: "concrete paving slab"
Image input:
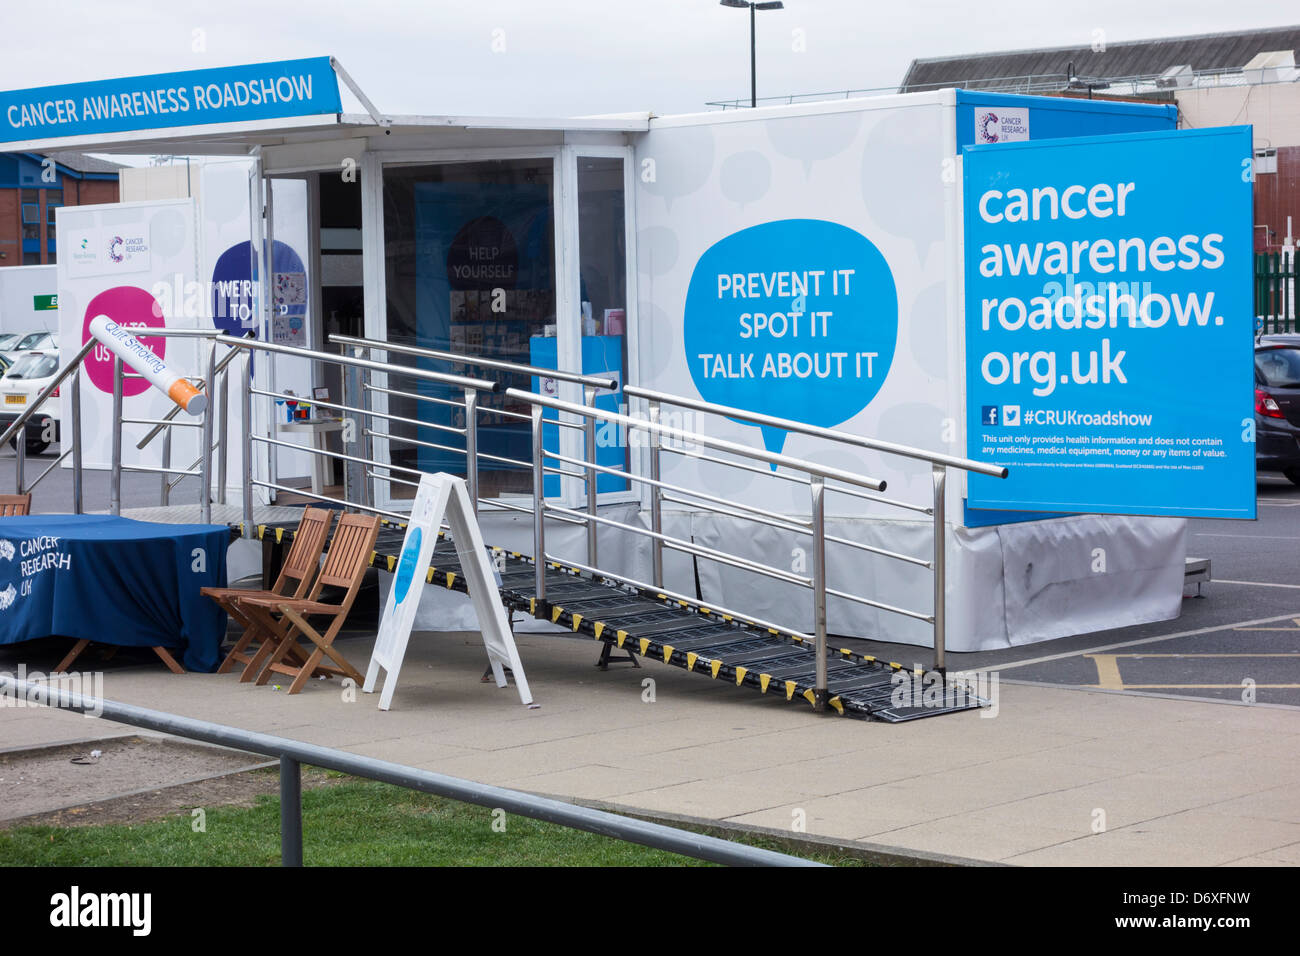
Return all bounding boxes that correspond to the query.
[3,628,1299,866]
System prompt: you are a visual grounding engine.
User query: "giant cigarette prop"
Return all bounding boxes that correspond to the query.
[89,315,207,416]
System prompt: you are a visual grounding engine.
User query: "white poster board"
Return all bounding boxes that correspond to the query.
[364,472,533,711]
[55,197,201,471]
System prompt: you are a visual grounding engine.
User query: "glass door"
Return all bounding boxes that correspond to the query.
[381,157,558,499]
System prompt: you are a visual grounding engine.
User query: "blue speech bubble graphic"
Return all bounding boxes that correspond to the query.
[393,526,423,605]
[684,219,898,461]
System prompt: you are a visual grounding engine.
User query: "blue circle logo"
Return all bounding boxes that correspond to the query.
[393,527,423,604]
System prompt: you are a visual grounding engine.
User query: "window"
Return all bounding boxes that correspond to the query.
[1257,348,1300,387]
[21,203,40,240]
[46,190,63,240]
[575,155,630,494]
[6,352,59,380]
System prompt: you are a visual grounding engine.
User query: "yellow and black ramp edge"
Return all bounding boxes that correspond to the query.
[247,516,986,722]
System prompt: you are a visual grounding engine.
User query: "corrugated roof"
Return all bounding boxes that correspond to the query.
[901,24,1300,90]
[38,150,126,174]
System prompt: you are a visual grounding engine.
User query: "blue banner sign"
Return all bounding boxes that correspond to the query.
[0,57,341,144]
[963,126,1255,519]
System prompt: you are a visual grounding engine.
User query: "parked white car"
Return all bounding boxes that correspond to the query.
[0,331,57,365]
[0,349,61,454]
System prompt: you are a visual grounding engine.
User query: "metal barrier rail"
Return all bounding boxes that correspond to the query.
[624,386,1010,672]
[0,676,819,867]
[12,326,1004,708]
[213,333,1008,706]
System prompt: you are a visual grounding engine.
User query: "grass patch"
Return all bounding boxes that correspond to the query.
[0,777,866,867]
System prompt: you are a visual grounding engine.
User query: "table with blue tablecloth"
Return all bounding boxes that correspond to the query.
[0,515,230,672]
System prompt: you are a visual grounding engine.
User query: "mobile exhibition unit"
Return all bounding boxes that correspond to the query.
[0,60,1254,659]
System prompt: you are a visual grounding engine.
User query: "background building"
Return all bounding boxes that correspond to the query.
[899,25,1300,253]
[0,150,122,266]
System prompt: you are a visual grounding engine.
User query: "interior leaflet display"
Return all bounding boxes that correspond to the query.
[413,182,554,474]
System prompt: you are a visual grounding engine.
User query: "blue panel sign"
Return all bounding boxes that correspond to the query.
[953,90,1176,152]
[0,57,341,144]
[963,126,1255,519]
[683,219,898,457]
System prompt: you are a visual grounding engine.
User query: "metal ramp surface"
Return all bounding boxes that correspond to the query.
[242,515,984,723]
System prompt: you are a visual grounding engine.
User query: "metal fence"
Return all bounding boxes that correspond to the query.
[1257,250,1298,334]
[0,675,821,867]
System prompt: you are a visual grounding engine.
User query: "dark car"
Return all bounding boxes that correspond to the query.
[1255,334,1300,484]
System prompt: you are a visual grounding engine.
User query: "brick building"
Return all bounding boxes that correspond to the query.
[0,151,122,267]
[899,25,1300,252]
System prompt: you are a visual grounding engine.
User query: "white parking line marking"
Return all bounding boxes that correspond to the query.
[1194,533,1300,540]
[1217,579,1300,589]
[987,612,1300,672]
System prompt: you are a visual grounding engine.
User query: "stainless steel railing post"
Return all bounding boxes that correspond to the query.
[583,385,598,568]
[280,755,303,867]
[240,352,254,536]
[217,365,229,506]
[160,427,172,506]
[70,371,83,515]
[110,356,123,517]
[531,404,547,604]
[359,357,374,510]
[647,399,664,589]
[199,343,216,524]
[810,476,828,713]
[14,417,25,495]
[932,465,947,675]
[341,359,362,505]
[464,388,479,516]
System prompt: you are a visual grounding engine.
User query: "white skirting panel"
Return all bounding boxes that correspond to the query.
[372,502,1187,653]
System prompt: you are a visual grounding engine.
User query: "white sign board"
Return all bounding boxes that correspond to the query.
[363,472,533,711]
[974,106,1030,144]
[55,197,202,471]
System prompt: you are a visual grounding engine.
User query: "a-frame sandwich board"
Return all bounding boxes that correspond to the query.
[363,472,533,711]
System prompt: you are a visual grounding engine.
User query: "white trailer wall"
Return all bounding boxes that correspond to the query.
[629,91,1186,652]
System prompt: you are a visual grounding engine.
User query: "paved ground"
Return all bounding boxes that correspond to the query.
[2,448,1299,865]
[4,630,1298,866]
[843,473,1300,708]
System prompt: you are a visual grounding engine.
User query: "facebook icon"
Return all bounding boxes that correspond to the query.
[981,405,999,426]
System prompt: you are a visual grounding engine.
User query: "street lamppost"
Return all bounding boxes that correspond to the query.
[721,0,785,108]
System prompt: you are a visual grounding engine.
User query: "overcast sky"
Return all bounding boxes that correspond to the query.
[1,1,1295,117]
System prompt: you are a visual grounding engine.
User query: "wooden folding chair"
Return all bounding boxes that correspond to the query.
[202,506,334,679]
[240,512,381,694]
[0,493,32,516]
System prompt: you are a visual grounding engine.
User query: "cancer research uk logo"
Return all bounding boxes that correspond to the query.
[977,112,1001,144]
[976,108,1030,144]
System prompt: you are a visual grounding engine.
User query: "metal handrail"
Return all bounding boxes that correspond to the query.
[216,334,502,393]
[0,676,817,867]
[507,388,888,494]
[136,333,248,451]
[624,385,1006,478]
[220,335,980,700]
[331,333,619,391]
[0,338,95,448]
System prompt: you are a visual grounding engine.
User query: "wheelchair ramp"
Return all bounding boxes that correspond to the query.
[242,515,985,723]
